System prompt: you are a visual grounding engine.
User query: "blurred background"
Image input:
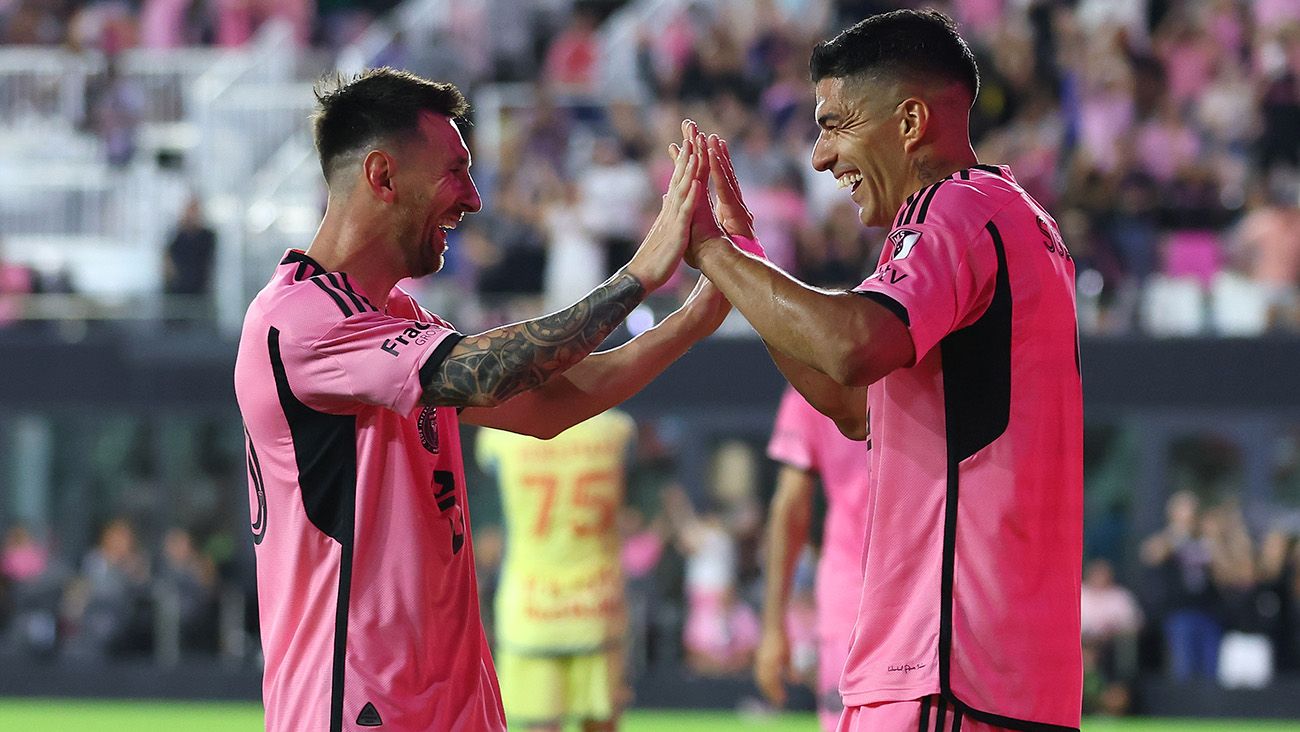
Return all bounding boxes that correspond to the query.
[1,0,1300,726]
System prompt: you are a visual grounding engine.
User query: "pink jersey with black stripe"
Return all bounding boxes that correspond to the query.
[767,386,871,727]
[234,250,505,732]
[842,166,1083,730]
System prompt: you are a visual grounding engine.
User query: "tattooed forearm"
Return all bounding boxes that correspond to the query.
[421,272,647,407]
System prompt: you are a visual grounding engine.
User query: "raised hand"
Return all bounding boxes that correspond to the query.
[671,121,725,257]
[671,122,765,261]
[705,135,756,241]
[624,133,704,291]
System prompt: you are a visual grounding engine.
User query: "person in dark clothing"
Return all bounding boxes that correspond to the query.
[164,197,217,300]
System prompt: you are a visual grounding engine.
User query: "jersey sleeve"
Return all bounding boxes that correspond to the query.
[852,220,999,362]
[766,387,818,471]
[281,310,464,414]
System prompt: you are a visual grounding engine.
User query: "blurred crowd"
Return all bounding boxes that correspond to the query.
[423,0,1300,337]
[0,517,249,663]
[9,412,1300,718]
[3,0,1300,335]
[0,0,398,52]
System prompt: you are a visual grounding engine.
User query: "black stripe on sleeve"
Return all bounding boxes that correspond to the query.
[972,164,1004,177]
[915,180,946,224]
[326,273,369,314]
[338,273,377,312]
[851,289,910,327]
[268,327,358,732]
[311,278,354,317]
[895,190,920,228]
[900,184,931,225]
[417,332,467,390]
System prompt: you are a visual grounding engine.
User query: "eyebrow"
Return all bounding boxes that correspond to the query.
[816,112,841,128]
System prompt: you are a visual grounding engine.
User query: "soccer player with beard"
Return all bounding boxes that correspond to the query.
[234,68,726,731]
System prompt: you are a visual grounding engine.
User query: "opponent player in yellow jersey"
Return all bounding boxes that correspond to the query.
[476,409,637,732]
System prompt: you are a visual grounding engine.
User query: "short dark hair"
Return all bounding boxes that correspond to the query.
[311,67,470,181]
[810,9,979,102]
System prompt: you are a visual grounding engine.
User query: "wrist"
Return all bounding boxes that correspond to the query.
[694,236,733,271]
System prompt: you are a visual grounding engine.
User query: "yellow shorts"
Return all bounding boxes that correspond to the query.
[496,648,617,728]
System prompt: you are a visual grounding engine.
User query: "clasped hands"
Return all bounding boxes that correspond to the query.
[668,119,765,267]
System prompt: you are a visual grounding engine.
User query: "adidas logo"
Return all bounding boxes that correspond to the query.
[357,701,383,727]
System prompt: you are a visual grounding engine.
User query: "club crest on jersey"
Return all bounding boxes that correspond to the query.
[889,228,922,260]
[418,406,440,454]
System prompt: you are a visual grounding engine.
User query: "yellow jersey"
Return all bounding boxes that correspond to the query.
[476,410,636,654]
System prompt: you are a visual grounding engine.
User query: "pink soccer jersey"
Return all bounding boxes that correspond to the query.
[843,165,1083,730]
[234,250,506,732]
[767,387,871,728]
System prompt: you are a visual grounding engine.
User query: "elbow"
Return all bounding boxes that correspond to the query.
[834,416,869,441]
[526,422,565,441]
[822,341,878,388]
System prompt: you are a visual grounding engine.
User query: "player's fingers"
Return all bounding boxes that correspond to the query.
[668,142,680,161]
[667,136,693,193]
[671,179,699,232]
[717,137,744,199]
[707,138,733,201]
[665,146,696,210]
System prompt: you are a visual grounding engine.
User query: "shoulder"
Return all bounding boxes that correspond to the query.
[390,284,456,330]
[892,167,1021,240]
[257,271,383,346]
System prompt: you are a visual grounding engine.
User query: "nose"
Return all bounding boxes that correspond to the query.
[811,132,834,173]
[462,175,483,214]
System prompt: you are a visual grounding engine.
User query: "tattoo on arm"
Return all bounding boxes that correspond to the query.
[421,272,646,407]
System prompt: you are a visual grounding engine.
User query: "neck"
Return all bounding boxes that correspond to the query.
[910,144,979,191]
[305,198,403,309]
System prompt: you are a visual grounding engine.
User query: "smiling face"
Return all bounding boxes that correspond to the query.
[393,112,482,278]
[811,76,911,228]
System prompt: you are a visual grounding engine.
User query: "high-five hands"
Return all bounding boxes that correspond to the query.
[669,120,767,264]
[624,132,706,291]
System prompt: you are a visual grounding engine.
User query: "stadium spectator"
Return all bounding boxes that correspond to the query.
[0,240,34,328]
[163,196,218,319]
[0,524,61,657]
[63,517,152,659]
[669,488,759,677]
[1141,490,1222,681]
[1080,558,1142,714]
[154,527,217,653]
[578,136,655,277]
[82,56,144,167]
[1231,179,1300,330]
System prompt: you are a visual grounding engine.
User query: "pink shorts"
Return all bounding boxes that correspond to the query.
[837,696,1019,732]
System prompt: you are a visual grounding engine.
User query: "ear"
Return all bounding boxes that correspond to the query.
[898,97,930,154]
[362,150,398,204]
